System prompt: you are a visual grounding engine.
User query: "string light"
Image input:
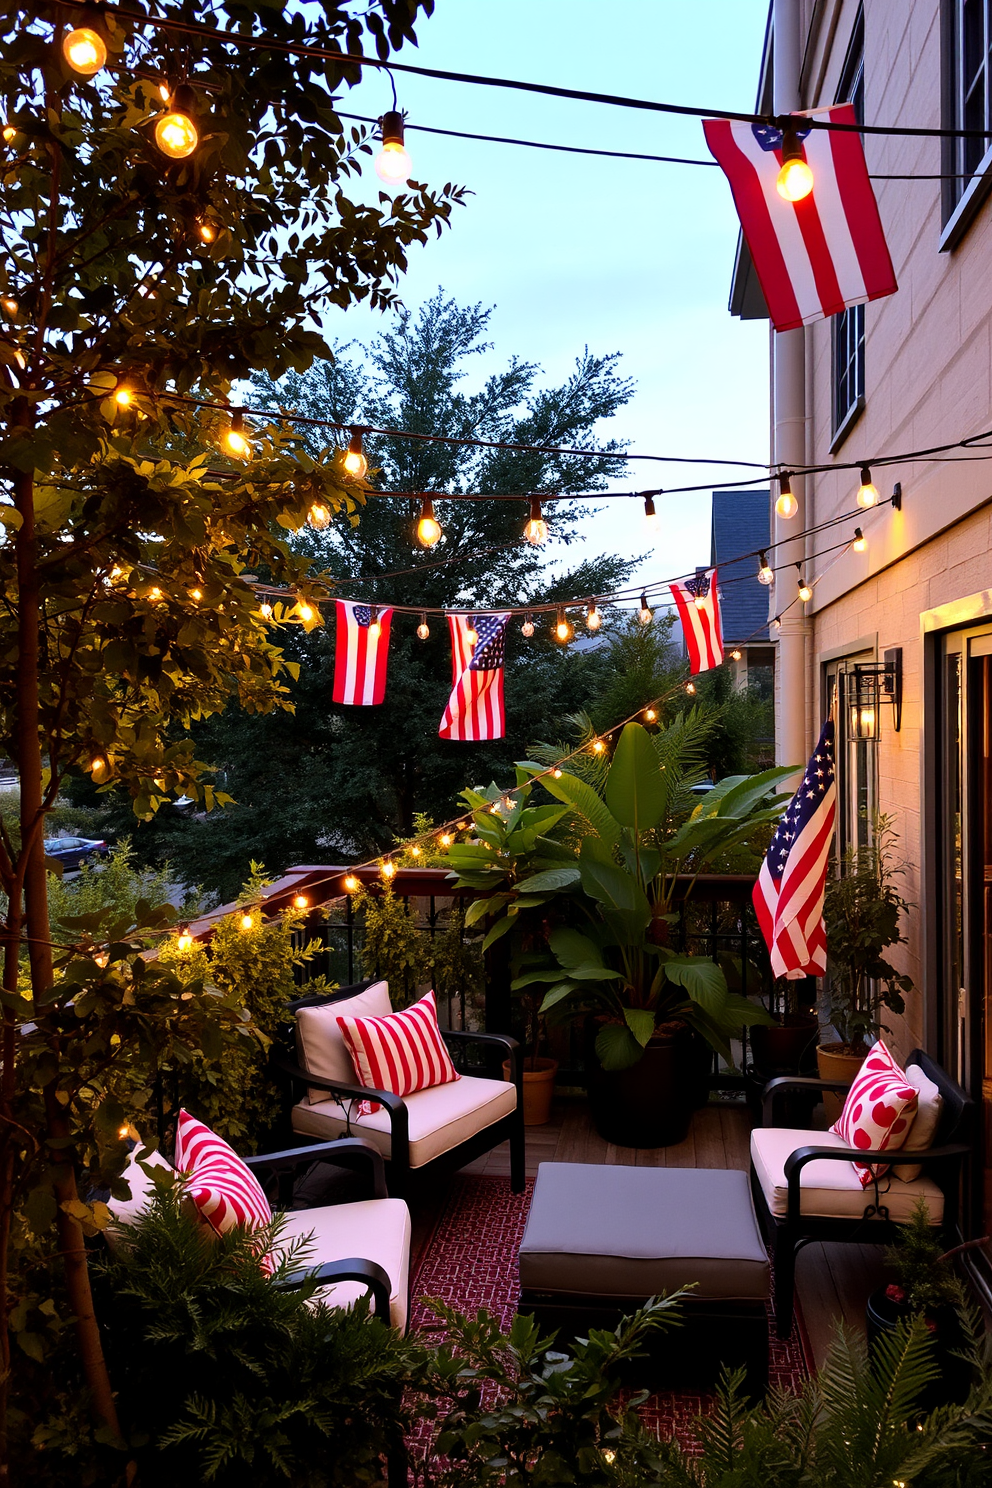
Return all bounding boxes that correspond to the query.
[259,601,273,620]
[417,613,430,639]
[586,602,601,630]
[465,620,478,645]
[239,911,255,932]
[857,465,879,508]
[343,428,368,478]
[147,586,162,601]
[416,496,442,548]
[368,606,382,640]
[1,297,16,314]
[776,127,814,201]
[89,755,110,781]
[775,472,797,518]
[154,84,200,160]
[296,601,315,622]
[307,501,331,530]
[798,575,813,603]
[2,125,16,144]
[592,739,605,754]
[197,219,219,243]
[521,615,535,637]
[375,109,412,184]
[644,707,657,722]
[292,893,309,909]
[852,526,867,552]
[343,873,361,892]
[113,385,133,407]
[524,496,549,545]
[638,592,653,626]
[189,587,202,602]
[685,680,696,694]
[731,648,742,660]
[552,767,563,778]
[380,860,396,880]
[757,551,774,585]
[63,25,107,77]
[177,925,193,952]
[222,410,250,459]
[410,845,421,856]
[555,610,573,643]
[644,494,660,534]
[438,832,453,847]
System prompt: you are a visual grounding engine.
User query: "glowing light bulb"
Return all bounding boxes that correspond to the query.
[2,125,16,144]
[417,615,430,640]
[439,832,452,848]
[757,552,774,586]
[638,593,653,626]
[118,1123,131,1140]
[375,111,411,184]
[552,768,563,779]
[644,707,657,722]
[776,130,814,201]
[63,26,107,76]
[297,602,315,623]
[158,83,170,103]
[240,912,255,932]
[798,577,813,603]
[644,494,660,535]
[555,611,573,643]
[94,951,109,968]
[694,591,707,610]
[114,385,133,407]
[417,496,442,548]
[189,588,202,602]
[343,873,360,893]
[592,739,605,754]
[731,649,742,661]
[411,845,421,857]
[307,502,331,530]
[259,601,273,620]
[89,755,109,781]
[343,429,367,478]
[586,603,602,631]
[177,926,193,952]
[293,894,309,910]
[857,465,878,508]
[465,623,478,645]
[852,527,867,553]
[521,617,535,637]
[685,680,696,695]
[155,108,199,160]
[775,474,797,518]
[148,586,162,602]
[223,413,250,459]
[368,615,381,640]
[524,497,549,546]
[1,298,17,314]
[197,220,217,243]
[380,860,396,880]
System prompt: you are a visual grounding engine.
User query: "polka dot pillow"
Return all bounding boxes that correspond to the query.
[830,1040,918,1189]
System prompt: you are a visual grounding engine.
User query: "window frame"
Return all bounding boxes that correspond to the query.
[831,9,866,445]
[940,0,992,249]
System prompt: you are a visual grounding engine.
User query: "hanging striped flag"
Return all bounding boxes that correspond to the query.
[670,567,724,673]
[702,106,897,332]
[753,718,836,980]
[439,612,509,741]
[332,600,393,706]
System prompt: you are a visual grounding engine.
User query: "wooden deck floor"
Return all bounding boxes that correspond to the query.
[421,1096,888,1371]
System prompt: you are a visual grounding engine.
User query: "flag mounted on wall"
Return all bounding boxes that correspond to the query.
[332,600,394,706]
[439,613,509,741]
[670,566,724,674]
[752,718,836,979]
[702,105,897,332]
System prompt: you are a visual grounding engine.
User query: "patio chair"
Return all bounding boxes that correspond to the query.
[750,1049,973,1338]
[278,979,525,1198]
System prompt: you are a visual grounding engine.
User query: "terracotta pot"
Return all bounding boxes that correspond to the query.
[503,1056,558,1126]
[584,1022,702,1148]
[866,1287,973,1409]
[750,1013,819,1077]
[816,1041,866,1123]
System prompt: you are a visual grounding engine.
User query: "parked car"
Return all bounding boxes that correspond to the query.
[43,835,109,870]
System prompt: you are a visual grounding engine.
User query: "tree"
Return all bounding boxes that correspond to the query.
[0,0,459,1468]
[87,293,643,894]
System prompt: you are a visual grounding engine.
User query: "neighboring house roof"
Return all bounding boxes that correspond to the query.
[710,490,770,644]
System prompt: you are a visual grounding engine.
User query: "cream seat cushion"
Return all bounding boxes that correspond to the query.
[751,1127,945,1223]
[296,981,391,1103]
[893,1063,944,1182]
[275,1197,411,1333]
[291,1073,517,1167]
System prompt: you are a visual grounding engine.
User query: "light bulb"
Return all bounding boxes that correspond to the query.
[177,927,193,952]
[343,873,360,893]
[798,578,813,603]
[644,494,660,535]
[293,893,308,910]
[852,527,867,553]
[524,497,549,546]
[89,755,109,781]
[380,860,396,880]
[644,707,657,722]
[776,131,814,201]
[417,496,442,548]
[586,603,601,630]
[240,912,255,932]
[158,83,170,103]
[148,586,162,601]
[368,619,381,641]
[638,593,653,626]
[439,832,452,848]
[259,601,273,620]
[297,602,315,623]
[417,615,430,640]
[114,385,133,407]
[63,26,107,76]
[694,592,707,610]
[857,465,878,508]
[757,552,774,586]
[308,502,331,530]
[189,588,202,602]
[592,739,605,754]
[155,109,198,160]
[775,474,797,518]
[521,617,535,637]
[555,612,573,643]
[222,411,250,459]
[731,649,742,661]
[375,110,411,184]
[2,125,16,144]
[552,768,563,779]
[198,220,217,243]
[410,845,421,856]
[685,680,696,695]
[1,298,16,314]
[343,428,368,478]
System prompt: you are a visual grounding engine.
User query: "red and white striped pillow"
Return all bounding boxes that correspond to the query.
[830,1040,918,1189]
[337,989,460,1114]
[174,1110,272,1241]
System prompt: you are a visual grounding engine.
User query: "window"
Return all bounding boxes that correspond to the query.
[832,12,865,441]
[941,1,992,240]
[824,653,878,863]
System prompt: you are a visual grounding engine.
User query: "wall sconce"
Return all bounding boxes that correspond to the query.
[848,648,902,740]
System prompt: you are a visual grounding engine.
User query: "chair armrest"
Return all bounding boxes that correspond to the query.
[782,1142,972,1225]
[272,1055,410,1149]
[276,1256,392,1321]
[442,1029,520,1084]
[244,1138,388,1200]
[761,1075,854,1126]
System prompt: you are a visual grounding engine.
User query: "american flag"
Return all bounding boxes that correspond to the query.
[753,718,836,979]
[702,106,897,332]
[332,600,393,706]
[670,567,724,674]
[438,613,509,741]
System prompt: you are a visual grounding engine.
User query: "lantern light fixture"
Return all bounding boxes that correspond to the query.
[775,472,798,519]
[857,465,879,509]
[375,109,412,184]
[757,551,774,586]
[416,495,442,548]
[847,649,903,739]
[775,126,814,201]
[524,496,549,546]
[343,428,368,478]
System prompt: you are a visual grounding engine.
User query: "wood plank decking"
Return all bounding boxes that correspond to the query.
[423,1096,887,1370]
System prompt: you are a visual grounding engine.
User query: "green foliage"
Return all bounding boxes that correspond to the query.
[353,884,484,1015]
[94,1185,416,1488]
[46,838,194,941]
[823,815,915,1052]
[883,1199,967,1316]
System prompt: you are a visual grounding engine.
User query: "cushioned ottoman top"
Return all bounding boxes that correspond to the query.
[518,1162,769,1303]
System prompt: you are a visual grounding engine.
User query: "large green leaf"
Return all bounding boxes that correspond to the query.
[514,867,581,894]
[605,722,668,833]
[539,981,581,1012]
[481,915,515,952]
[623,1007,655,1048]
[578,839,652,926]
[540,771,621,848]
[661,955,728,1017]
[595,1021,646,1071]
[548,927,605,969]
[705,766,798,820]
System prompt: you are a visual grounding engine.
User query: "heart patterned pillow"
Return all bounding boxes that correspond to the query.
[830,1039,918,1189]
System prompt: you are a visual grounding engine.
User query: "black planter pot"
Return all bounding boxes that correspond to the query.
[585,1022,702,1147]
[749,1013,819,1078]
[866,1287,974,1411]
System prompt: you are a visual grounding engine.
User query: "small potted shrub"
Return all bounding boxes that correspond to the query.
[502,987,558,1126]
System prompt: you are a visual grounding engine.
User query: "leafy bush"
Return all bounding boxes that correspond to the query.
[353,884,484,1016]
[47,838,194,939]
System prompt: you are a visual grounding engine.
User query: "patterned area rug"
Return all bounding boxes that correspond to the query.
[409,1174,810,1453]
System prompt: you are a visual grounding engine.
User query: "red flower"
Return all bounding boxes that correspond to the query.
[885,1284,906,1304]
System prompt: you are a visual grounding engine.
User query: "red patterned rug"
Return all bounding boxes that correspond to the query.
[409,1174,810,1453]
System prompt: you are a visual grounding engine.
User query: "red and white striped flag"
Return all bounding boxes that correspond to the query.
[753,719,836,979]
[439,613,509,741]
[703,106,897,332]
[332,600,393,706]
[670,567,724,674]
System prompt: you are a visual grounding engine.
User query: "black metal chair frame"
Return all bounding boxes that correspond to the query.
[280,984,525,1199]
[751,1048,974,1339]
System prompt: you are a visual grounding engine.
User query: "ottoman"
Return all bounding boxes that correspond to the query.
[518,1163,770,1392]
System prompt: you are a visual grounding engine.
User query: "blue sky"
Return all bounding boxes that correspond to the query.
[322,0,771,592]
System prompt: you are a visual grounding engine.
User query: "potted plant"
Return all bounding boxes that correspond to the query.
[501,992,559,1126]
[866,1198,986,1410]
[749,975,819,1080]
[820,815,914,1118]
